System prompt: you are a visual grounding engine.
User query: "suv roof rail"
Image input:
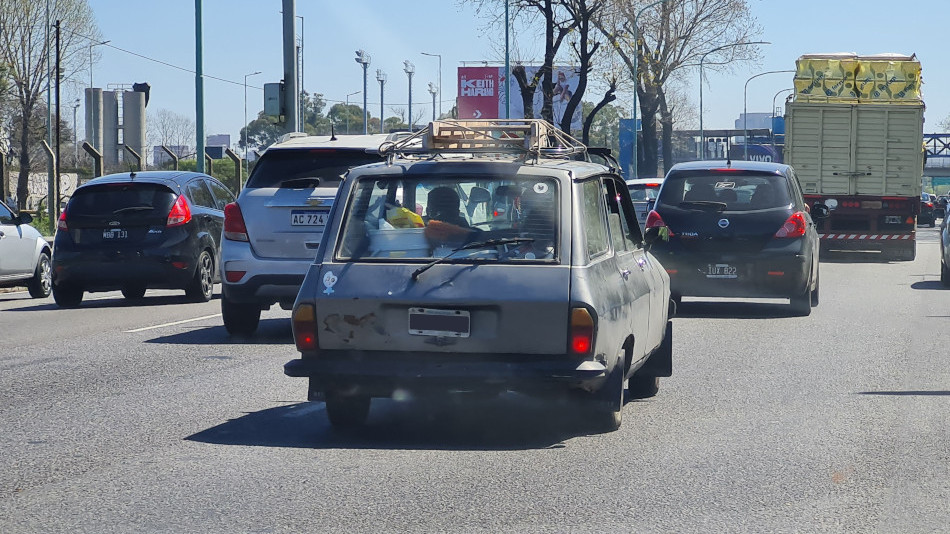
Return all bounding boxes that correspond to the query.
[277,131,309,144]
[379,119,587,162]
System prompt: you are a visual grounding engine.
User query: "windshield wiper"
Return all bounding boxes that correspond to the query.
[679,200,727,211]
[112,205,154,214]
[411,237,534,281]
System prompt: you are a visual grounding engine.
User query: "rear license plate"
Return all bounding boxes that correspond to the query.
[408,308,471,337]
[102,229,128,239]
[291,211,329,226]
[884,215,902,224]
[706,263,738,279]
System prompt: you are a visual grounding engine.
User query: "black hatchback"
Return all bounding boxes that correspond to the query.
[51,171,235,307]
[645,160,823,316]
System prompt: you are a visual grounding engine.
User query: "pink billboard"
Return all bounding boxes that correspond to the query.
[456,66,582,130]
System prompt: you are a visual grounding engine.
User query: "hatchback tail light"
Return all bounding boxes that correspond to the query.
[569,307,595,356]
[292,303,318,352]
[775,211,807,238]
[57,210,67,231]
[166,195,192,227]
[224,202,249,241]
[644,210,665,229]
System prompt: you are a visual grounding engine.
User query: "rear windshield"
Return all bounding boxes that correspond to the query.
[628,183,661,201]
[336,175,559,262]
[67,183,176,221]
[659,172,792,210]
[246,148,383,188]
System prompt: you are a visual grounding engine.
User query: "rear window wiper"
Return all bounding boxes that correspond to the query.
[411,237,534,281]
[280,177,322,188]
[679,200,727,211]
[112,205,155,214]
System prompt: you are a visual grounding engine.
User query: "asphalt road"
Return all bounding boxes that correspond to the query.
[1,228,948,533]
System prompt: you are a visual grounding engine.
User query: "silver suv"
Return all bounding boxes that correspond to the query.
[220,132,400,335]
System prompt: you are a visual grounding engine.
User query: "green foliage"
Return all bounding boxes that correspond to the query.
[582,101,628,157]
[175,158,241,193]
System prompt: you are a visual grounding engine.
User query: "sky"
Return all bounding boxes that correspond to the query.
[76,0,950,149]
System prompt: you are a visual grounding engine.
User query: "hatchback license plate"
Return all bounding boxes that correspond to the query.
[102,229,128,239]
[291,211,328,226]
[408,308,471,337]
[706,263,738,279]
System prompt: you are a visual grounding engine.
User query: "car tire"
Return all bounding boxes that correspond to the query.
[52,283,83,308]
[942,260,950,287]
[790,288,812,316]
[810,270,820,307]
[221,295,261,336]
[121,284,147,300]
[27,252,52,299]
[185,250,214,302]
[628,375,660,399]
[587,365,624,433]
[325,391,371,430]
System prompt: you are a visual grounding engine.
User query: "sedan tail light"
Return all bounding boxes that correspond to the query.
[569,307,595,356]
[292,303,318,352]
[224,202,249,241]
[57,210,67,231]
[775,211,807,238]
[166,195,192,227]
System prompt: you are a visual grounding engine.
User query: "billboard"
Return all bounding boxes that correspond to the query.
[457,66,583,130]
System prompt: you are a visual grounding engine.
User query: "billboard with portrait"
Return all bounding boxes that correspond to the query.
[457,66,582,131]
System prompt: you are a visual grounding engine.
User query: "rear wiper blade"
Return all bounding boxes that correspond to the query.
[112,205,154,214]
[679,200,727,211]
[411,237,534,281]
[280,177,321,188]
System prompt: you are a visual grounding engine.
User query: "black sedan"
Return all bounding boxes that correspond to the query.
[51,171,234,307]
[644,160,823,316]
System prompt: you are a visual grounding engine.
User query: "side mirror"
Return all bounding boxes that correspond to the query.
[17,212,33,225]
[811,203,830,220]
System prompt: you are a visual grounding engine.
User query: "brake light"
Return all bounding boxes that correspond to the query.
[57,210,67,231]
[569,307,595,356]
[166,195,192,227]
[645,210,664,229]
[775,211,807,238]
[292,303,318,352]
[224,202,249,241]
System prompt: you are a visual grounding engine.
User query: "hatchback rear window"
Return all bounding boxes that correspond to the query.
[659,172,791,210]
[337,175,559,262]
[67,183,176,221]
[246,148,383,188]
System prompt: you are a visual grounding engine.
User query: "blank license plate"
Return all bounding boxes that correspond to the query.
[408,308,471,337]
[291,211,328,226]
[706,263,738,279]
[102,229,128,239]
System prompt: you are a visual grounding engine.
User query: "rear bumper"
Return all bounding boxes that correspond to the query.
[220,239,311,306]
[284,352,608,398]
[51,246,197,290]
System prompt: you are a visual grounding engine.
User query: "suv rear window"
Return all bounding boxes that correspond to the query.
[337,175,559,262]
[659,172,792,211]
[246,148,383,188]
[67,183,176,223]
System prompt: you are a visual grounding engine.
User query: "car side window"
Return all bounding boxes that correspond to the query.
[186,179,216,209]
[0,202,12,223]
[604,178,639,252]
[581,179,609,261]
[205,179,235,211]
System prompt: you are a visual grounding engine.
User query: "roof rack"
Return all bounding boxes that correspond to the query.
[379,119,587,162]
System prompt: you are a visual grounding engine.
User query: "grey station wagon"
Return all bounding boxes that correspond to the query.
[285,120,673,432]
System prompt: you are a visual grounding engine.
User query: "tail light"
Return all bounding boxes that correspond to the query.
[645,210,674,236]
[57,211,67,231]
[775,211,807,238]
[293,303,318,352]
[166,195,192,227]
[224,202,249,241]
[569,307,595,356]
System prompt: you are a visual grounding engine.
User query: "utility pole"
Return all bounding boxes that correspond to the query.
[195,0,205,172]
[282,0,298,133]
[54,20,62,219]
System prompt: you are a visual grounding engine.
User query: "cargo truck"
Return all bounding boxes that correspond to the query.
[784,53,924,261]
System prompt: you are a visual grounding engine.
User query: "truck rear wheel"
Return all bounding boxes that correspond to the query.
[325,392,371,430]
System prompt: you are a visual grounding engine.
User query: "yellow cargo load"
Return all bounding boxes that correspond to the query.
[794,53,921,103]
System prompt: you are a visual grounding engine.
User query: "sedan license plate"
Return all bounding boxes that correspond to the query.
[102,229,128,240]
[291,211,329,226]
[706,263,738,279]
[408,308,471,338]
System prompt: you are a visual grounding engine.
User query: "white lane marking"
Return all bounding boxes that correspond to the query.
[125,313,222,333]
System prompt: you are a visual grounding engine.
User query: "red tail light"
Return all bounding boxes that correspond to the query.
[775,211,807,238]
[292,303,318,352]
[57,210,67,231]
[224,202,249,241]
[166,195,192,227]
[645,210,664,229]
[569,307,595,356]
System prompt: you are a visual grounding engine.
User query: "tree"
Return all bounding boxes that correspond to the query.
[940,114,950,133]
[582,98,626,154]
[596,0,761,176]
[147,108,195,161]
[240,111,282,152]
[0,0,100,209]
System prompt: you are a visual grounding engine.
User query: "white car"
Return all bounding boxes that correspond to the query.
[0,200,52,298]
[625,177,664,230]
[220,132,404,335]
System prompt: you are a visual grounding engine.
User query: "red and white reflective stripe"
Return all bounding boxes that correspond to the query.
[819,234,913,240]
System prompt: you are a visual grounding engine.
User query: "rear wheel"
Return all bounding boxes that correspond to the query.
[585,365,624,433]
[222,295,261,336]
[121,284,147,300]
[789,288,812,316]
[810,270,820,307]
[942,260,950,287]
[185,250,214,302]
[52,283,83,308]
[27,252,52,298]
[325,391,371,430]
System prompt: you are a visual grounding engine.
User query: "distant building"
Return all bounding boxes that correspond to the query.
[153,145,190,167]
[734,113,773,130]
[207,134,230,147]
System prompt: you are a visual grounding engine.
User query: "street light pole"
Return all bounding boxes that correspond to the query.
[421,52,442,118]
[355,50,371,134]
[345,90,360,134]
[698,41,770,159]
[404,61,415,132]
[297,15,304,130]
[72,99,80,162]
[243,70,261,187]
[743,70,795,160]
[376,70,387,134]
[771,87,793,156]
[88,39,110,88]
[428,82,438,122]
[631,0,668,179]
